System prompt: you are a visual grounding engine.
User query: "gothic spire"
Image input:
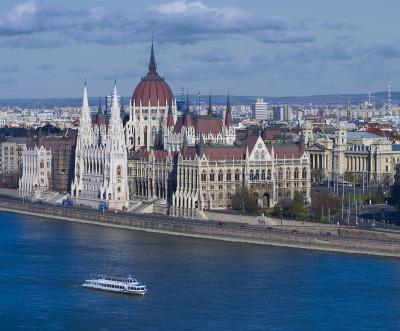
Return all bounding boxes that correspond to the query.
[208,92,212,116]
[98,96,102,113]
[183,92,192,127]
[225,92,233,127]
[148,40,157,74]
[82,81,89,109]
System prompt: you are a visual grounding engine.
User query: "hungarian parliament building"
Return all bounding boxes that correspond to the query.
[16,44,321,216]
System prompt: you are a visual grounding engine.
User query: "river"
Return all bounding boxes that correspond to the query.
[0,211,399,330]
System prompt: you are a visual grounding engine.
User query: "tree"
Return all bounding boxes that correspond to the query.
[272,192,306,220]
[371,185,385,204]
[230,186,259,214]
[390,164,400,206]
[310,191,340,219]
[344,171,355,184]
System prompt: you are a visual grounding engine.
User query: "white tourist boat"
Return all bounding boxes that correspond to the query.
[82,275,147,295]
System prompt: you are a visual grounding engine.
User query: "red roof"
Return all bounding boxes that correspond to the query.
[132,75,173,107]
[174,115,223,134]
[129,149,170,161]
[181,145,245,161]
[267,144,303,159]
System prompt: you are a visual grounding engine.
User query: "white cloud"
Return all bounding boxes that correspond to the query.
[0,0,318,47]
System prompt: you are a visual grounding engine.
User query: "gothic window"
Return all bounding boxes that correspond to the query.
[151,127,157,144]
[117,165,122,176]
[40,161,44,169]
[210,171,215,182]
[302,167,307,179]
[267,169,271,180]
[278,168,283,180]
[286,168,291,180]
[201,171,207,182]
[294,168,299,179]
[218,171,223,181]
[235,169,240,181]
[250,170,254,181]
[226,170,232,181]
[143,127,148,146]
[261,170,266,180]
[255,170,260,181]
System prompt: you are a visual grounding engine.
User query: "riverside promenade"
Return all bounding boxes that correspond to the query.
[0,195,400,258]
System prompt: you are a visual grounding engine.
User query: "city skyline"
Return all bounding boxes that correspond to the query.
[0,0,399,98]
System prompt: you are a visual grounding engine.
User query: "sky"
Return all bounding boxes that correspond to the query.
[0,0,399,99]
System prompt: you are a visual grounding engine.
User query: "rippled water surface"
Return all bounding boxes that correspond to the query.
[0,211,399,330]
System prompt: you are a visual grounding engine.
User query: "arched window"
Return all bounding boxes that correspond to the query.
[117,165,122,176]
[201,171,207,182]
[250,170,254,181]
[294,168,299,179]
[286,168,291,180]
[235,169,240,181]
[210,171,215,182]
[218,171,223,181]
[267,169,271,180]
[151,127,157,144]
[278,168,283,180]
[261,170,266,180]
[226,170,232,181]
[302,167,307,179]
[255,170,260,181]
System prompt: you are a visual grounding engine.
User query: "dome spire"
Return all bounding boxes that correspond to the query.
[148,39,157,74]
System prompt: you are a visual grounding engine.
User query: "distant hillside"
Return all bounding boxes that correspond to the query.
[0,92,398,108]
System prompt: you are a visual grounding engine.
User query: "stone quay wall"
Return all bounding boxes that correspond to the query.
[0,197,400,258]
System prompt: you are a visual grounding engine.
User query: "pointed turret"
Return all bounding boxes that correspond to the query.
[183,93,192,127]
[197,134,205,157]
[225,93,233,127]
[208,93,213,115]
[120,96,125,119]
[81,81,91,127]
[96,97,106,127]
[166,105,174,128]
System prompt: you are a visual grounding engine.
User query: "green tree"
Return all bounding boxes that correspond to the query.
[371,185,385,204]
[272,192,306,220]
[230,186,259,214]
[344,171,355,184]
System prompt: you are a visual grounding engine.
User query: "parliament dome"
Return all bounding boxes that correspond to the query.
[132,43,174,107]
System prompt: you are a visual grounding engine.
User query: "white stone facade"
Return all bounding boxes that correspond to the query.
[71,84,129,210]
[18,145,52,198]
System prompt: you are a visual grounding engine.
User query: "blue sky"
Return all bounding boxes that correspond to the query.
[0,0,399,98]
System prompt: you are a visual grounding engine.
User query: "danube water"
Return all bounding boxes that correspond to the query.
[1,211,399,331]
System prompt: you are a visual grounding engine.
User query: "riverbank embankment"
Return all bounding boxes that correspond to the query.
[0,197,400,258]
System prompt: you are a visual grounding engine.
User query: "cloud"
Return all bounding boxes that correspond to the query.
[184,49,234,63]
[69,66,91,74]
[0,65,19,73]
[374,45,400,59]
[0,77,16,84]
[35,63,55,71]
[1,36,68,49]
[0,0,322,47]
